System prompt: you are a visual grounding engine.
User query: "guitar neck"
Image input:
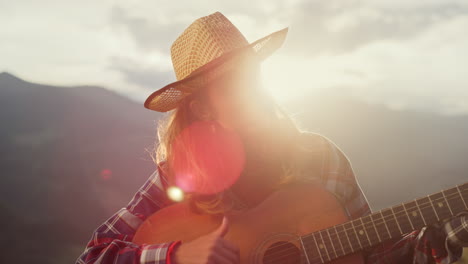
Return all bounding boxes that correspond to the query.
[300,182,468,263]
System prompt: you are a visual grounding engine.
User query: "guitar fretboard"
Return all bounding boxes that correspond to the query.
[300,182,468,264]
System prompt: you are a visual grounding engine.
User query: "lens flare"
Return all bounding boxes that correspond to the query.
[170,120,245,195]
[100,169,112,181]
[167,186,184,202]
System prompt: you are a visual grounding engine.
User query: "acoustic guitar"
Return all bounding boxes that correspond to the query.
[133,181,468,264]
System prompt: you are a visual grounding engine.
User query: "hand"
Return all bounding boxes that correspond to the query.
[442,213,468,248]
[173,216,240,264]
[411,213,468,262]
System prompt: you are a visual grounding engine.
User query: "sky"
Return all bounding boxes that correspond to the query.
[1,0,468,115]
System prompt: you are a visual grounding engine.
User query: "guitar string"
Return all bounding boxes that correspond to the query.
[138,186,467,263]
[254,185,468,256]
[264,201,466,263]
[259,189,467,263]
[247,188,468,264]
[261,189,468,264]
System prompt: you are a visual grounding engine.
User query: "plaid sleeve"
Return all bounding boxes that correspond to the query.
[76,162,181,264]
[318,134,372,219]
[444,212,468,248]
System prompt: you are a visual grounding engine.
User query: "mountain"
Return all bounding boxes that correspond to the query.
[0,72,164,263]
[0,72,466,263]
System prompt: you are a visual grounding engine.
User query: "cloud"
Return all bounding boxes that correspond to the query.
[109,6,187,54]
[108,56,175,90]
[285,0,468,57]
[265,13,468,115]
[355,14,468,115]
[1,0,467,115]
[108,3,287,54]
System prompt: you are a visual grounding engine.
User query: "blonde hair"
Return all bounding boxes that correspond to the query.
[149,81,312,214]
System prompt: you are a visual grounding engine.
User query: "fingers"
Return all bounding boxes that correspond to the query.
[212,216,229,237]
[212,252,238,264]
[216,238,240,264]
[217,248,240,264]
[220,239,240,256]
[210,245,240,264]
[206,216,240,264]
[205,236,239,264]
[175,217,240,264]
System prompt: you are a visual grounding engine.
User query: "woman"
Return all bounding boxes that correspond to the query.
[76,11,467,264]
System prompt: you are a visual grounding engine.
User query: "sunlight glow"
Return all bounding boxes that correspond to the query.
[261,54,367,103]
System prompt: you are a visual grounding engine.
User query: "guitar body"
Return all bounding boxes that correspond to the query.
[133,183,365,264]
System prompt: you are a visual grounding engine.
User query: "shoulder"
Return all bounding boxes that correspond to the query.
[288,131,330,182]
[143,161,170,193]
[297,131,351,163]
[292,131,353,178]
[155,160,171,191]
[295,131,337,155]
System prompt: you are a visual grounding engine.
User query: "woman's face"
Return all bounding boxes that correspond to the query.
[203,63,267,136]
[189,62,286,171]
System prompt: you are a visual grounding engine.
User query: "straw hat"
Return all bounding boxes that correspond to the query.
[143,11,289,112]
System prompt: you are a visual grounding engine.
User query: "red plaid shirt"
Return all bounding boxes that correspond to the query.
[76,132,467,264]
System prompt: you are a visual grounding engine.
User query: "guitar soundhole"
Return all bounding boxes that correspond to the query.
[263,241,302,264]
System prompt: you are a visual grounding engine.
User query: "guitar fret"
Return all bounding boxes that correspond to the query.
[416,197,438,224]
[429,192,452,220]
[402,204,415,230]
[311,234,324,264]
[333,225,346,257]
[415,200,427,226]
[456,185,468,209]
[325,228,338,259]
[390,207,404,234]
[455,185,468,209]
[443,187,466,216]
[393,205,413,233]
[442,190,454,215]
[318,230,331,262]
[350,221,364,249]
[358,218,371,248]
[361,215,380,245]
[369,215,382,243]
[381,208,402,237]
[337,224,355,253]
[344,222,361,252]
[462,184,468,207]
[379,211,392,240]
[403,201,425,230]
[428,195,440,221]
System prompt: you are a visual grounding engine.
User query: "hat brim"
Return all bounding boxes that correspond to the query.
[144,27,289,112]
